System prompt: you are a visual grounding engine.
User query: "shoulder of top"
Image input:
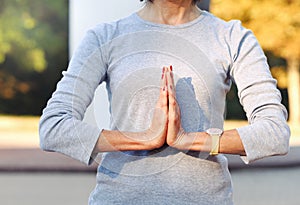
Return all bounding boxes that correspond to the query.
[86,14,135,42]
[205,12,252,40]
[91,14,133,32]
[202,11,243,30]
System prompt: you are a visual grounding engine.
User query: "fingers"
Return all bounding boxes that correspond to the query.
[165,66,185,148]
[166,65,176,98]
[160,66,167,91]
[157,65,179,118]
[156,67,168,114]
[166,66,178,119]
[148,67,169,142]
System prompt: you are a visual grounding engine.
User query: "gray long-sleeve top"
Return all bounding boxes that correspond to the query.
[39,11,290,204]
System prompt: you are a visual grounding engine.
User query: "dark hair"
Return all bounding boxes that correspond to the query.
[140,0,200,4]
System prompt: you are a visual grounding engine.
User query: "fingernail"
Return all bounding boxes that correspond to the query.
[170,65,173,71]
[163,67,165,73]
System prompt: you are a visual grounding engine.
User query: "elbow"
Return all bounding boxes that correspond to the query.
[39,117,47,151]
[39,121,53,152]
[276,139,289,157]
[38,114,61,152]
[273,123,290,156]
[278,137,290,156]
[39,138,51,152]
[39,130,52,152]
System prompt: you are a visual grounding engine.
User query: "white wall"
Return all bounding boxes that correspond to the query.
[69,0,143,129]
[69,1,143,56]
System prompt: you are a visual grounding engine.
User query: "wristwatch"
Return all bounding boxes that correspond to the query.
[206,128,223,155]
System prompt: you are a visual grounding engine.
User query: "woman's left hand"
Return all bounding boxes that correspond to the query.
[165,66,189,150]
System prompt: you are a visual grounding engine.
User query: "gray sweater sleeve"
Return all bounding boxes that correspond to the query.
[39,29,107,165]
[228,21,290,163]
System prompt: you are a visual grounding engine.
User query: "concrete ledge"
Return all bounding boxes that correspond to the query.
[0,149,97,172]
[0,147,299,172]
[227,146,300,170]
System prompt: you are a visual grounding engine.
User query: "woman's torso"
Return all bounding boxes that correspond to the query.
[89,11,236,204]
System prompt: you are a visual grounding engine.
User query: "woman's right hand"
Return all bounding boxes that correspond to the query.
[92,67,169,153]
[146,67,169,149]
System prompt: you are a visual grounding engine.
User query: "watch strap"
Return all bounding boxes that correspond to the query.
[210,134,220,155]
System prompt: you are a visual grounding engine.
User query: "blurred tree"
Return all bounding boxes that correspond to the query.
[0,0,68,115]
[211,0,300,124]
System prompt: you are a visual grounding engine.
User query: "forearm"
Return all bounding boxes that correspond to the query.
[174,129,246,156]
[92,129,162,153]
[93,68,169,154]
[219,129,246,155]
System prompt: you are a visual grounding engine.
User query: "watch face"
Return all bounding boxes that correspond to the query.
[206,128,223,135]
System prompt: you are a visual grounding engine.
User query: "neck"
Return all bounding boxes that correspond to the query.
[138,0,200,25]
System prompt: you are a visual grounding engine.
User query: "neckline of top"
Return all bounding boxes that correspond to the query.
[132,10,207,29]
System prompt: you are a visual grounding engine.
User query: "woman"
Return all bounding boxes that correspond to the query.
[39,0,290,204]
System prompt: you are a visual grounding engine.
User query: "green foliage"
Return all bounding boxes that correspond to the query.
[0,0,69,115]
[0,0,68,71]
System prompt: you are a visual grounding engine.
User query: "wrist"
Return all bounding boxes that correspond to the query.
[181,132,209,152]
[144,129,166,150]
[206,128,223,155]
[166,129,187,149]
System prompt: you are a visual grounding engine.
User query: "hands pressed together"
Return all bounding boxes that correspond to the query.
[147,66,192,150]
[95,65,244,155]
[94,65,203,154]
